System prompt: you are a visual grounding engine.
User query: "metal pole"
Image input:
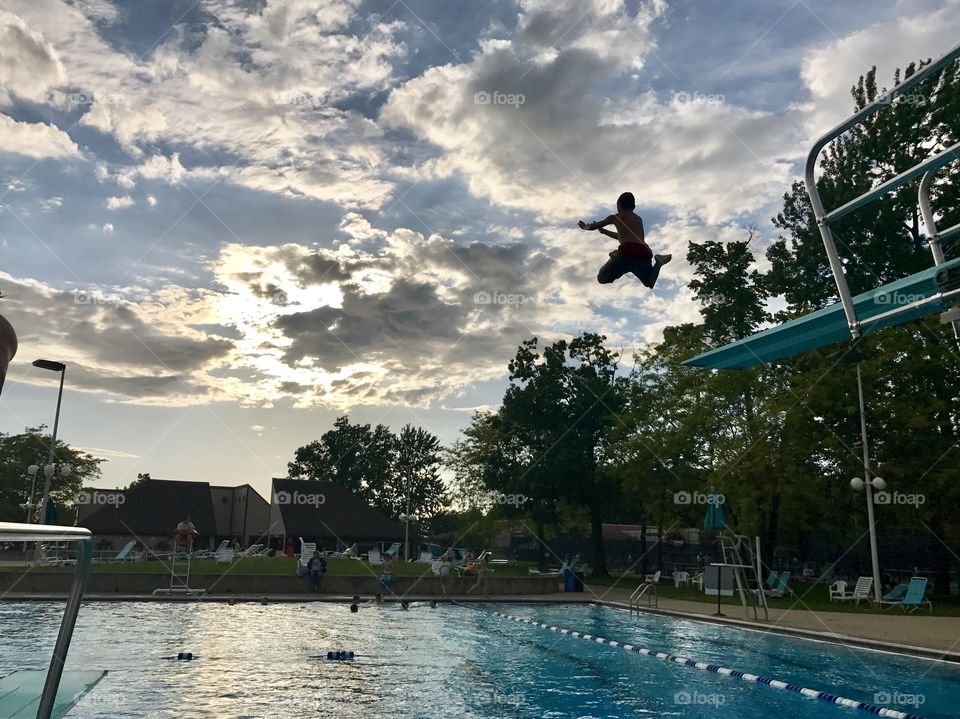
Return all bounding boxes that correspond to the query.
[38,367,66,524]
[37,536,92,719]
[919,169,960,339]
[856,364,883,604]
[404,492,410,562]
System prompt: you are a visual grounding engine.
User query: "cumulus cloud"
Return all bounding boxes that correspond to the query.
[105,195,134,210]
[381,0,803,224]
[0,9,66,103]
[0,273,234,403]
[0,113,80,158]
[800,0,960,131]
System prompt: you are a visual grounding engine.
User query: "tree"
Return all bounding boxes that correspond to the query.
[500,333,629,577]
[288,416,395,506]
[288,417,447,522]
[0,426,104,521]
[382,424,447,521]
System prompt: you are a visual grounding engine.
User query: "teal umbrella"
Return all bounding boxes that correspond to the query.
[703,489,725,531]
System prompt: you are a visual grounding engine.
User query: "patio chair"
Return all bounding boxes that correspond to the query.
[415,550,434,563]
[691,572,704,591]
[882,577,932,613]
[239,543,264,558]
[763,571,791,598]
[837,575,872,604]
[764,571,778,590]
[672,570,690,588]
[298,537,317,568]
[216,544,235,564]
[368,548,383,566]
[643,569,661,584]
[110,541,136,562]
[384,542,401,558]
[828,579,849,601]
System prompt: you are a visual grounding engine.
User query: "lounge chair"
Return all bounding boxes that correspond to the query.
[837,575,872,604]
[764,571,778,590]
[368,548,382,566]
[216,544,235,564]
[415,550,434,563]
[763,571,791,598]
[193,540,228,560]
[643,569,661,584]
[828,579,849,601]
[383,542,401,558]
[882,577,931,613]
[879,583,908,605]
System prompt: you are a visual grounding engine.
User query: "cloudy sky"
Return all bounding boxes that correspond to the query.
[1,0,958,498]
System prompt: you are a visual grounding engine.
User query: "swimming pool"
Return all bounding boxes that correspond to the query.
[1,601,958,718]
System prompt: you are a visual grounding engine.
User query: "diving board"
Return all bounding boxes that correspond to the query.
[0,670,106,719]
[684,257,960,370]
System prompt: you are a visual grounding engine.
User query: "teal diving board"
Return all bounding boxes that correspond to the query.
[684,258,960,370]
[0,670,107,719]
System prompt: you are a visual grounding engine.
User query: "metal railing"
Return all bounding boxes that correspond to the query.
[804,41,960,337]
[919,167,960,336]
[629,581,657,612]
[0,522,93,719]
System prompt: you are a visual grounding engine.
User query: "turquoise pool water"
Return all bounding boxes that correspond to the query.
[1,601,958,718]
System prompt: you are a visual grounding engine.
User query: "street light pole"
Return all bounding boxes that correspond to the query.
[855,364,883,604]
[35,360,67,525]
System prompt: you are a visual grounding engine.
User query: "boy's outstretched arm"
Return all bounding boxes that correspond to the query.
[578,214,616,231]
[598,228,618,239]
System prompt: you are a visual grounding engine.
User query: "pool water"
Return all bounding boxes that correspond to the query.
[1,601,957,718]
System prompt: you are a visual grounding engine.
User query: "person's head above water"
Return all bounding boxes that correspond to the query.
[617,191,635,212]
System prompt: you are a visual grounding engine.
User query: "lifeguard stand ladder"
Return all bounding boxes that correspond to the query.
[719,534,768,620]
[153,535,206,596]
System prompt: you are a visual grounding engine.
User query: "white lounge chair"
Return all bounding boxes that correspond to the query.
[368,548,382,566]
[216,545,235,564]
[416,550,433,563]
[838,576,872,604]
[644,569,661,584]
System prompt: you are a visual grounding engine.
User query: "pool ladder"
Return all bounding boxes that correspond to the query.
[629,581,657,613]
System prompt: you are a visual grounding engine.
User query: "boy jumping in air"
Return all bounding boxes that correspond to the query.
[578,192,671,288]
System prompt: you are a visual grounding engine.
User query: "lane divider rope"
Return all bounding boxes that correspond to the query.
[456,604,925,719]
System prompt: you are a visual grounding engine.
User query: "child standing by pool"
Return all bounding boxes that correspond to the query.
[578,192,671,288]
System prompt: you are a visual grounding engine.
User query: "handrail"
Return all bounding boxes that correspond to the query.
[918,166,960,338]
[0,522,93,719]
[804,41,960,338]
[629,581,657,612]
[0,522,91,542]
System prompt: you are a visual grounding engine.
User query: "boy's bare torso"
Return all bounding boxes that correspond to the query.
[609,211,645,245]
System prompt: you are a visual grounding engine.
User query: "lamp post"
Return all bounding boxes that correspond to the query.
[33,359,67,525]
[850,365,884,604]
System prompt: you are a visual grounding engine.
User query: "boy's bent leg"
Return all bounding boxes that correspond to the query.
[628,258,656,288]
[597,256,629,284]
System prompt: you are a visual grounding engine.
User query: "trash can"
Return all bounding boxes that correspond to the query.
[563,566,576,592]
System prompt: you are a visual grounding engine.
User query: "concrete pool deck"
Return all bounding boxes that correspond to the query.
[580,585,960,662]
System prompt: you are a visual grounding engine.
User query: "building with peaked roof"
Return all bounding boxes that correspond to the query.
[268,478,404,549]
[77,478,269,551]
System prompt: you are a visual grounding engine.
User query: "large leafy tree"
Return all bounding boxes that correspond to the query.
[0,426,104,522]
[288,417,446,522]
[381,424,447,521]
[500,333,629,577]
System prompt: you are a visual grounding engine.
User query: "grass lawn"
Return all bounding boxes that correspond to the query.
[585,573,960,617]
[28,556,541,578]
